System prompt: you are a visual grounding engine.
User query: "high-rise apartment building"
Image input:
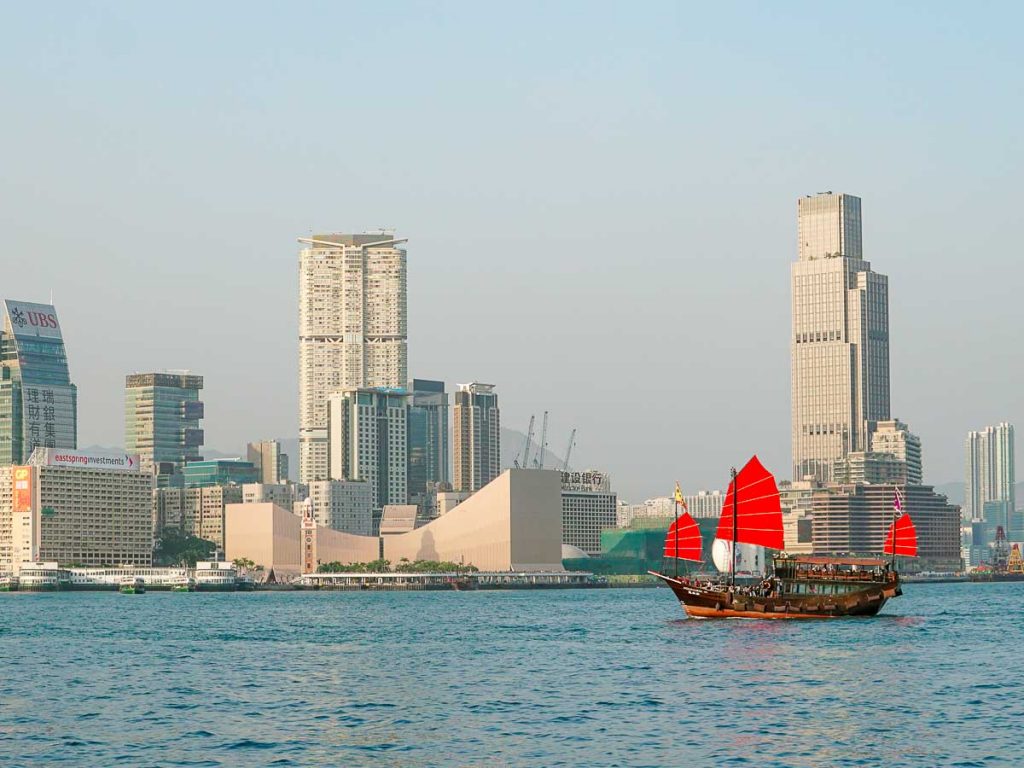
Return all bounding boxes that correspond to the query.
[408,379,449,500]
[298,233,408,483]
[965,423,1016,523]
[326,388,408,514]
[124,372,204,482]
[247,440,289,484]
[453,383,500,493]
[791,193,890,482]
[869,419,922,484]
[0,300,77,465]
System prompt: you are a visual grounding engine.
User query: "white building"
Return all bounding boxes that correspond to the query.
[780,479,816,554]
[0,448,152,573]
[560,470,617,556]
[307,480,375,536]
[453,382,500,493]
[870,419,923,484]
[327,388,408,516]
[242,482,308,508]
[965,423,1016,524]
[791,193,891,482]
[298,233,408,483]
[617,490,724,528]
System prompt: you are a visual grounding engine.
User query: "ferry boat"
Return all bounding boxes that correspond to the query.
[18,562,69,591]
[0,574,18,591]
[119,577,146,594]
[651,455,916,619]
[194,561,238,592]
[66,567,192,591]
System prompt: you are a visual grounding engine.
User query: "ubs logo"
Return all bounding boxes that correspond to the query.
[10,308,26,327]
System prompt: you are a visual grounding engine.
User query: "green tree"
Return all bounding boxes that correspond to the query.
[154,530,217,567]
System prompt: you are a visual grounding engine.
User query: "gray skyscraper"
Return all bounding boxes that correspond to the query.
[124,372,204,483]
[298,233,408,483]
[965,423,1016,528]
[791,193,891,482]
[453,382,500,493]
[247,439,289,484]
[0,300,77,464]
[408,379,449,500]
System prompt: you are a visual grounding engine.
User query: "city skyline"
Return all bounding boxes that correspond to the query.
[2,4,1022,501]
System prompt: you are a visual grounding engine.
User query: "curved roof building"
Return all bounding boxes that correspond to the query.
[0,300,77,464]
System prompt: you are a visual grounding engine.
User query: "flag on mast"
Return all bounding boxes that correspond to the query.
[674,482,687,510]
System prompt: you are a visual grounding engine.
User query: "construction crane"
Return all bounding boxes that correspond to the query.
[534,411,549,469]
[515,415,535,469]
[562,428,577,471]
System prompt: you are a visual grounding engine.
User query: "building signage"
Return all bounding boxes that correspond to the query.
[3,300,63,340]
[21,385,74,454]
[39,448,140,472]
[12,466,32,513]
[560,470,611,493]
[301,500,317,574]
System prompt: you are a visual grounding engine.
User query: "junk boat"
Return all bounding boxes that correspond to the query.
[651,455,916,619]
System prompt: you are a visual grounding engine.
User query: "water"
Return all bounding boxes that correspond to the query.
[0,583,1021,767]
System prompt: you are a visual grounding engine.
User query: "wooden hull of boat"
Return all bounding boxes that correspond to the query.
[653,573,900,619]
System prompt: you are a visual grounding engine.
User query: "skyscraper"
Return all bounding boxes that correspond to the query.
[965,423,1016,525]
[453,382,500,493]
[0,300,77,464]
[326,387,408,514]
[869,419,923,485]
[247,439,289,484]
[124,372,204,482]
[791,193,890,482]
[298,233,408,483]
[408,379,449,500]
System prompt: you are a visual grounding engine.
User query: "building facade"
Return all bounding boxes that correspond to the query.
[298,233,408,483]
[869,419,923,484]
[307,480,375,536]
[560,470,617,557]
[453,382,500,493]
[327,388,408,517]
[408,379,449,502]
[0,300,77,465]
[791,193,891,482]
[965,423,1016,524]
[246,440,289,484]
[241,482,308,508]
[124,372,204,482]
[811,483,961,572]
[183,459,257,489]
[1,448,151,573]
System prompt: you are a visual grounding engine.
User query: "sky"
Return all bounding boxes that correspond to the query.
[1,2,1021,502]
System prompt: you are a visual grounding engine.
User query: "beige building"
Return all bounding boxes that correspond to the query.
[792,192,890,482]
[870,419,923,485]
[307,479,374,535]
[780,479,816,554]
[1,449,152,573]
[298,233,408,483]
[246,440,289,484]
[384,469,563,571]
[224,502,380,580]
[453,382,500,492]
[242,482,308,508]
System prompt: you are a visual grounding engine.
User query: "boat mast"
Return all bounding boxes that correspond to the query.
[730,466,738,588]
[674,495,680,580]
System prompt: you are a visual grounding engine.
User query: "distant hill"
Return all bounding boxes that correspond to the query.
[500,427,573,472]
[931,481,1024,509]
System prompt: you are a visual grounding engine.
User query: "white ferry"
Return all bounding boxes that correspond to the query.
[66,567,192,591]
[194,561,238,592]
[18,562,68,591]
[0,573,18,591]
[119,577,146,594]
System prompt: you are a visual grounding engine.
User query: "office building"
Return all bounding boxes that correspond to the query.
[124,372,204,483]
[408,379,449,501]
[307,480,374,536]
[453,382,500,493]
[811,483,960,572]
[327,388,408,519]
[0,300,77,465]
[246,440,289,484]
[298,233,408,483]
[183,459,257,489]
[791,193,890,482]
[616,490,724,528]
[560,470,617,556]
[832,451,908,485]
[780,480,816,554]
[0,448,151,573]
[870,419,923,484]
[965,423,1016,525]
[241,482,308,508]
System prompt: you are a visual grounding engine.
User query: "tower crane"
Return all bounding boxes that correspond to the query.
[516,415,535,469]
[562,428,577,471]
[534,411,549,469]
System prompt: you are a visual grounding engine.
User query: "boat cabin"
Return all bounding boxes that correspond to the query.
[773,556,892,588]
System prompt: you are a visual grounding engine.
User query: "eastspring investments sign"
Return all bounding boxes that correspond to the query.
[35,448,140,472]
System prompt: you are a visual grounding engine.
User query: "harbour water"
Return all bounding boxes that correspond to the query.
[1,583,1021,766]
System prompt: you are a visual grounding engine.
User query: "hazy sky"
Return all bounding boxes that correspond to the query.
[2,2,1021,501]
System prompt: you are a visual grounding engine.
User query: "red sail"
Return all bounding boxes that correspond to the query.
[663,510,703,562]
[715,455,784,550]
[883,514,918,557]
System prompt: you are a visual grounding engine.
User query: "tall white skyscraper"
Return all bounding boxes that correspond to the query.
[791,193,891,482]
[298,233,407,483]
[965,423,1015,523]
